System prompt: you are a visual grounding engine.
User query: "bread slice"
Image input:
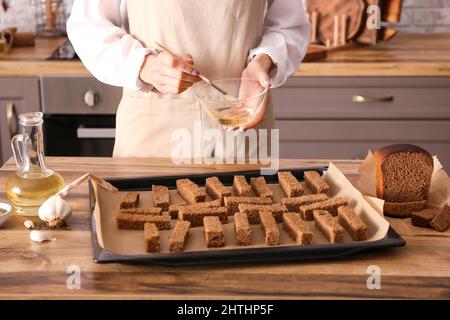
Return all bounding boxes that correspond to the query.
[430,204,450,232]
[384,200,428,218]
[375,144,433,203]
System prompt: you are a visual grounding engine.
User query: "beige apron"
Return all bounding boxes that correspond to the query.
[114,0,275,158]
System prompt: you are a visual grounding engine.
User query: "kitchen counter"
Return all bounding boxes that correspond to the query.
[0,33,450,77]
[0,157,449,299]
[0,37,88,77]
[296,33,450,77]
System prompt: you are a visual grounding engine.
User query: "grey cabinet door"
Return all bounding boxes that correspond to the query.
[276,120,450,167]
[0,78,41,165]
[272,77,450,168]
[273,77,450,120]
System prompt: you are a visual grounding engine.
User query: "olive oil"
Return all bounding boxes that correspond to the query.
[7,169,65,216]
[6,112,65,216]
[207,106,254,127]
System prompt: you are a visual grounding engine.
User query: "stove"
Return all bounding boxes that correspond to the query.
[42,39,123,157]
[47,39,79,60]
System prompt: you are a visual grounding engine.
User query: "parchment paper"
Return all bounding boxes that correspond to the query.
[357,152,450,237]
[91,163,390,255]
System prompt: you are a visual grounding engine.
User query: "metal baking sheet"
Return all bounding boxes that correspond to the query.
[89,167,405,266]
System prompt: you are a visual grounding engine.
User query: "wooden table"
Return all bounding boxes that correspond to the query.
[0,157,449,299]
[1,33,450,77]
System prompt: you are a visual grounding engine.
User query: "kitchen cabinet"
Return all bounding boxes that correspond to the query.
[0,78,41,165]
[273,77,450,167]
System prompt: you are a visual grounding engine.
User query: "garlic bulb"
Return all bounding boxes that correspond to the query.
[37,173,117,229]
[30,230,56,243]
[38,194,72,229]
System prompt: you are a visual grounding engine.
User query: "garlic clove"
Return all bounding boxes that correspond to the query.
[24,220,35,230]
[30,230,56,243]
[38,195,73,229]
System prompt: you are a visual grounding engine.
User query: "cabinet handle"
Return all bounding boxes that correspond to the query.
[77,127,116,139]
[352,95,394,103]
[6,102,18,138]
[83,90,100,108]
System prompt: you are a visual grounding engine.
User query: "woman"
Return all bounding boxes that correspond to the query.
[67,0,310,158]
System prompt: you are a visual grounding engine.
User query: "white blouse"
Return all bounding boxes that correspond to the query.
[67,0,311,90]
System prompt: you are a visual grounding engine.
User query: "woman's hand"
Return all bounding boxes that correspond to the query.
[234,54,274,131]
[140,52,201,94]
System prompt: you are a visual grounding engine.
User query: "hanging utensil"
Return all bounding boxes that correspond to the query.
[1,0,9,12]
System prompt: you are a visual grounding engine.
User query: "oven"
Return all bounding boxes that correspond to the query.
[40,76,122,157]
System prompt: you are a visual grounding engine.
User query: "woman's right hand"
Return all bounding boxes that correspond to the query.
[139,52,201,94]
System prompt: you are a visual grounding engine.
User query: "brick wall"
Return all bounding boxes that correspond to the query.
[398,0,450,32]
[1,0,450,33]
[0,0,73,33]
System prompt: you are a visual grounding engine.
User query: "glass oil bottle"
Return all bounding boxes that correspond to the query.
[6,112,65,216]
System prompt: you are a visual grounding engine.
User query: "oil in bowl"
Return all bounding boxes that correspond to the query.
[207,106,255,127]
[196,78,268,128]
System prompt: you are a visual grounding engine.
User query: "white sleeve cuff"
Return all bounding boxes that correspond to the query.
[125,47,154,91]
[248,36,288,88]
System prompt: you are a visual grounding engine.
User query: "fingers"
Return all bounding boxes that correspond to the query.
[152,72,193,94]
[253,63,272,88]
[238,111,265,131]
[182,54,194,64]
[157,61,201,93]
[157,84,191,94]
[245,54,273,88]
[160,76,193,93]
[226,113,264,132]
[149,52,201,94]
[160,65,202,84]
[158,52,200,76]
[228,94,270,131]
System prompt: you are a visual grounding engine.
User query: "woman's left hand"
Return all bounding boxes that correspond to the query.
[231,54,274,131]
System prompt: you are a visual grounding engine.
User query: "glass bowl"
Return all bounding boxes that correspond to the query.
[0,203,12,228]
[196,78,269,127]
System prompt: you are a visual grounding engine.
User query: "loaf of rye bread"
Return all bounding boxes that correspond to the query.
[374,144,433,217]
